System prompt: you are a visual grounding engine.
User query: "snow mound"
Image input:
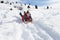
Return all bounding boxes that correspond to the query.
[0,1,60,40]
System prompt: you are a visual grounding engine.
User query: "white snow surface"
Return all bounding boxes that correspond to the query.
[0,1,60,40]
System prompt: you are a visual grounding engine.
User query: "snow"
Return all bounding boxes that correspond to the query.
[0,0,60,40]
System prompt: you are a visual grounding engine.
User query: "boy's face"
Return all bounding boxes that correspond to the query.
[27,14,30,17]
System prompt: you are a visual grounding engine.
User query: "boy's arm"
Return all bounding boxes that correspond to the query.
[19,12,22,17]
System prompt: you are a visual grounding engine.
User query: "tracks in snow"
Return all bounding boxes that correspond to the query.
[33,21,60,40]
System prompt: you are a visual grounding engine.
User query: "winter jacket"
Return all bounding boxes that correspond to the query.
[22,15,24,22]
[24,13,32,22]
[20,12,24,22]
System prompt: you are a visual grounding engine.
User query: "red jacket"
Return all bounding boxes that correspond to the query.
[22,15,24,22]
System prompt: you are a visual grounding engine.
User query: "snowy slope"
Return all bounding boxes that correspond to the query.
[0,1,60,40]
